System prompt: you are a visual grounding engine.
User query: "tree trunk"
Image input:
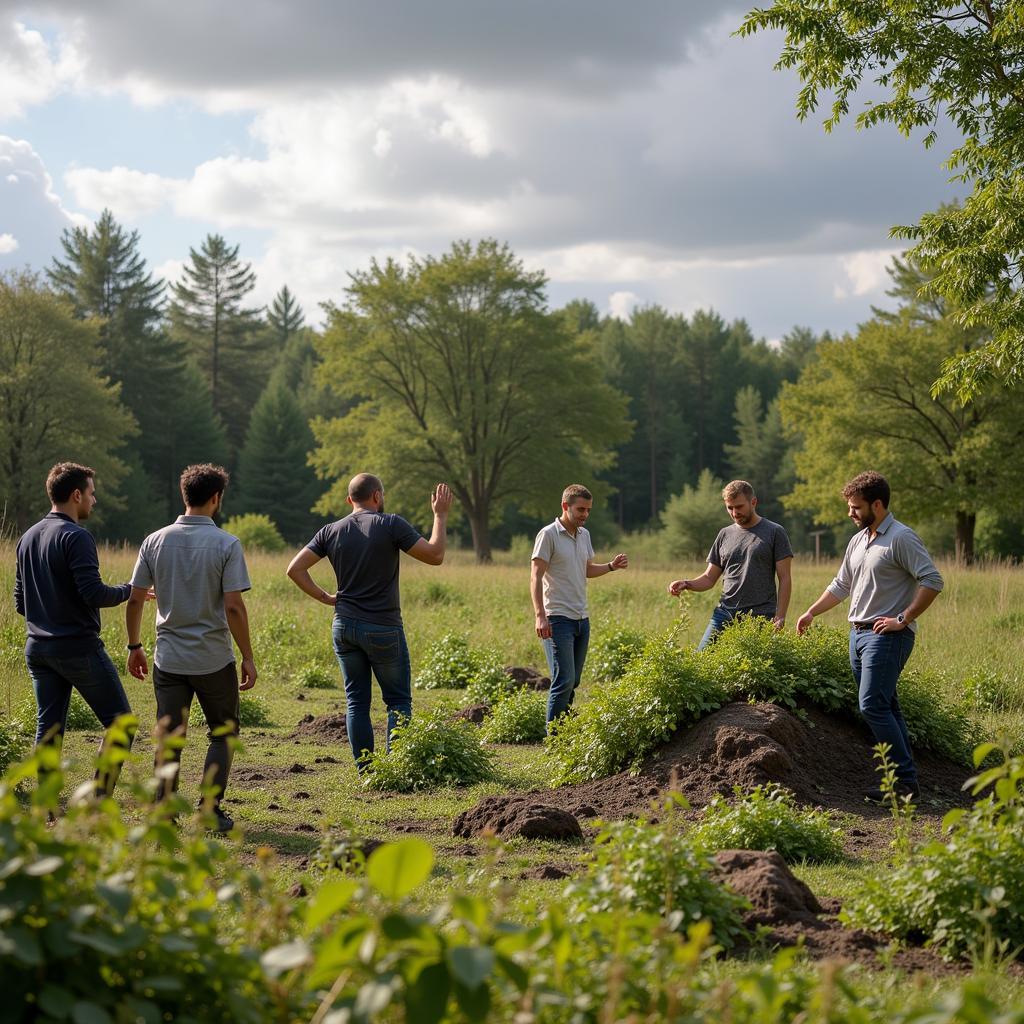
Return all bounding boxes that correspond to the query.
[955,510,976,566]
[467,506,493,563]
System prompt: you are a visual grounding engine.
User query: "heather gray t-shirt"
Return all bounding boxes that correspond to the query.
[532,519,595,620]
[707,518,793,616]
[131,515,251,674]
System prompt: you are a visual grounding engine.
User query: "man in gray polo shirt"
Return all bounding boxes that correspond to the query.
[797,471,943,801]
[531,483,628,728]
[125,464,256,831]
[668,479,793,650]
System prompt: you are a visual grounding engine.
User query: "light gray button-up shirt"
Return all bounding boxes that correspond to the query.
[826,512,943,632]
[532,518,594,620]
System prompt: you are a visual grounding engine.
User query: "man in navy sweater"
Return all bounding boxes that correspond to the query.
[14,462,137,793]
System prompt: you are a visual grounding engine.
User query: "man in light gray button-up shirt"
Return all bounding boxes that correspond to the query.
[797,471,942,801]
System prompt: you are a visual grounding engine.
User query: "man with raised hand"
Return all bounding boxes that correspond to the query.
[796,471,943,802]
[531,483,628,730]
[125,464,256,832]
[668,479,793,650]
[14,462,137,795]
[286,474,452,769]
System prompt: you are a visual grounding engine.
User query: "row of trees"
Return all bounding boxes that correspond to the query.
[2,212,1023,561]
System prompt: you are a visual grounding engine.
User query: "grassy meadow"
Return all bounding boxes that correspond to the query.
[2,539,1024,1001]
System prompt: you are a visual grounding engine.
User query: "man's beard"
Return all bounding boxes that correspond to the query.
[854,509,874,528]
[378,500,385,513]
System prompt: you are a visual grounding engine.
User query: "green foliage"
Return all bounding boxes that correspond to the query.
[361,707,498,792]
[690,784,845,864]
[222,513,286,553]
[547,624,725,785]
[739,2,1024,399]
[566,812,750,950]
[189,694,274,729]
[844,741,1024,961]
[15,693,100,733]
[0,730,306,1023]
[0,715,28,775]
[251,612,305,676]
[587,626,646,683]
[292,663,336,690]
[480,689,547,744]
[464,651,514,705]
[415,633,478,690]
[310,239,631,560]
[660,469,726,558]
[898,668,986,764]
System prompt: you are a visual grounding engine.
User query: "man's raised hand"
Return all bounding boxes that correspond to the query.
[431,483,453,516]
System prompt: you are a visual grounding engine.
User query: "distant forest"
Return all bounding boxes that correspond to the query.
[3,214,1022,563]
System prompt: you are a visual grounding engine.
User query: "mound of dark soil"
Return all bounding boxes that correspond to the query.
[453,796,583,841]
[714,849,822,927]
[290,711,348,743]
[520,864,571,880]
[452,703,490,726]
[539,702,971,820]
[505,666,550,690]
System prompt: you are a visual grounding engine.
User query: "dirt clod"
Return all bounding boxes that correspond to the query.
[452,702,490,726]
[520,864,570,880]
[288,882,308,898]
[289,711,349,743]
[288,762,311,774]
[505,666,550,690]
[453,796,583,841]
[714,849,822,927]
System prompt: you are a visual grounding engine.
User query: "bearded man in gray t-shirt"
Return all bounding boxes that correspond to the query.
[668,480,793,650]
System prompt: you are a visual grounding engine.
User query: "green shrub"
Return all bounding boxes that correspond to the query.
[588,627,646,682]
[189,694,274,728]
[547,627,725,785]
[222,513,286,552]
[15,693,100,733]
[566,812,749,949]
[465,651,514,705]
[361,707,497,791]
[898,668,985,763]
[0,622,24,666]
[414,632,478,690]
[292,663,336,690]
[0,715,29,775]
[844,741,1024,961]
[251,612,305,675]
[690,784,845,864]
[480,689,547,744]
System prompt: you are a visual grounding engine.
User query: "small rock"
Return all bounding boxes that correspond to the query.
[293,791,311,799]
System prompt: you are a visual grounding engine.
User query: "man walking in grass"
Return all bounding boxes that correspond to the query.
[286,473,452,768]
[125,464,256,832]
[531,483,628,730]
[668,479,793,650]
[796,471,943,802]
[14,462,138,795]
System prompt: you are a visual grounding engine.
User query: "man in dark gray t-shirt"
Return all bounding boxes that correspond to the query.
[286,473,453,768]
[668,480,793,650]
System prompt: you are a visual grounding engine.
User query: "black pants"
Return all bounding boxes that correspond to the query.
[154,662,239,807]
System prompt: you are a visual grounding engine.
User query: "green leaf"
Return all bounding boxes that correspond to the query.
[95,883,131,917]
[366,839,433,900]
[3,924,42,966]
[453,979,491,1022]
[404,961,450,1024]
[261,939,312,978]
[447,946,495,990]
[305,878,357,932]
[25,855,63,876]
[71,1002,114,1024]
[973,742,998,767]
[38,985,75,1019]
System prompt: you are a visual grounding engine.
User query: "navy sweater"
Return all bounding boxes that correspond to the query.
[14,512,130,655]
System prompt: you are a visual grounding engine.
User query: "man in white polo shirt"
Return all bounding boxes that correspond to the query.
[531,483,628,730]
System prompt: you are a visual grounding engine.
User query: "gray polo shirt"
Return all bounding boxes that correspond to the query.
[131,515,251,673]
[532,518,594,620]
[826,512,943,633]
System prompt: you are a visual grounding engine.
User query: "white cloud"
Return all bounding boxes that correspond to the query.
[608,290,640,319]
[0,233,18,253]
[836,247,901,299]
[0,20,66,118]
[64,165,183,218]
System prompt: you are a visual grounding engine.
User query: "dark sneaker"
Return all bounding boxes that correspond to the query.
[863,783,920,804]
[209,808,235,833]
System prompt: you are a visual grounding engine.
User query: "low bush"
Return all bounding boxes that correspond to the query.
[843,741,1024,961]
[565,811,749,950]
[292,663,336,690]
[222,513,286,552]
[361,707,498,791]
[898,668,985,764]
[15,692,100,733]
[189,694,274,729]
[690,784,845,864]
[481,689,547,744]
[587,626,646,683]
[0,715,29,775]
[414,633,479,690]
[465,651,514,705]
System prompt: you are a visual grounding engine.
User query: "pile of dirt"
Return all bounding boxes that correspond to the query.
[505,666,550,690]
[290,711,348,743]
[520,864,571,881]
[714,849,822,927]
[453,795,583,841]
[452,703,490,726]
[538,702,971,820]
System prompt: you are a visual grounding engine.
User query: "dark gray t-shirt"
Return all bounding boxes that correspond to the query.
[707,518,793,616]
[307,511,422,626]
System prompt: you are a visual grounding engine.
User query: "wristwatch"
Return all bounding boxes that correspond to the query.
[126,642,143,651]
[895,613,906,626]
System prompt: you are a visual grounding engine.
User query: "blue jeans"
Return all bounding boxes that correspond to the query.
[25,644,134,794]
[543,615,590,726]
[332,617,412,765]
[850,628,917,786]
[698,607,772,651]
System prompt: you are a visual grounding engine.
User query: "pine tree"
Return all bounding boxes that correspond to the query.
[268,285,305,346]
[236,379,323,542]
[169,234,271,454]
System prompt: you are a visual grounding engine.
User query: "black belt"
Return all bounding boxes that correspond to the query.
[852,621,878,631]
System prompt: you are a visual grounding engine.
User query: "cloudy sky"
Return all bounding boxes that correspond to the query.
[0,1,961,339]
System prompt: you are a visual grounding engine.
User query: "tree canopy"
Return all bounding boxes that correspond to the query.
[311,239,631,561]
[740,1,1024,398]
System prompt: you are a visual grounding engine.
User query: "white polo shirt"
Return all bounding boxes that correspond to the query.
[531,518,594,620]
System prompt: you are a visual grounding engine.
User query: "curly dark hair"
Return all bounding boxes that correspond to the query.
[842,471,890,508]
[46,463,94,504]
[180,464,230,507]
